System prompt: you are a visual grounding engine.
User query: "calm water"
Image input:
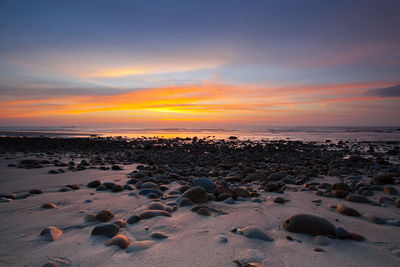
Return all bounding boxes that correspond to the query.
[0,126,399,142]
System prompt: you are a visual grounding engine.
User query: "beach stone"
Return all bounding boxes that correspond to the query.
[334,190,347,199]
[331,183,350,191]
[111,184,123,192]
[42,263,58,267]
[105,234,130,249]
[346,194,370,204]
[178,197,194,207]
[127,215,142,224]
[113,219,127,228]
[103,182,116,189]
[214,186,237,200]
[138,189,163,197]
[216,234,228,243]
[372,174,394,184]
[66,184,80,190]
[151,232,169,239]
[141,182,159,188]
[273,196,285,204]
[383,186,398,195]
[0,193,16,200]
[138,210,171,219]
[348,232,365,241]
[376,196,395,205]
[126,240,156,252]
[234,188,251,198]
[29,189,43,194]
[111,165,122,170]
[41,203,56,209]
[148,202,167,210]
[236,249,265,265]
[20,159,43,169]
[386,219,400,226]
[96,210,114,222]
[196,207,211,216]
[264,182,280,192]
[0,197,12,202]
[283,214,335,236]
[239,226,274,241]
[96,185,106,191]
[40,227,62,241]
[314,235,332,246]
[245,172,269,182]
[193,178,217,193]
[87,180,101,188]
[91,223,119,237]
[363,214,386,224]
[123,184,134,191]
[312,247,325,252]
[85,213,97,222]
[335,227,349,239]
[182,186,208,203]
[336,204,360,216]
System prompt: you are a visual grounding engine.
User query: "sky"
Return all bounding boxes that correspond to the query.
[0,0,399,127]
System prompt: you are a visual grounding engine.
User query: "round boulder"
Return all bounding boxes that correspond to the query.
[283,214,335,236]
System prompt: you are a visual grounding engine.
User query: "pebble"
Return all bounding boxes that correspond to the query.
[111,185,123,192]
[336,204,360,217]
[91,223,119,237]
[96,185,106,191]
[113,219,127,228]
[193,178,217,193]
[239,226,274,241]
[126,240,156,252]
[40,227,62,241]
[127,215,142,224]
[151,232,169,239]
[371,174,394,184]
[105,234,130,249]
[41,203,56,209]
[335,227,349,239]
[0,193,16,200]
[138,210,172,219]
[312,247,325,252]
[87,180,101,188]
[363,214,386,224]
[96,210,114,222]
[148,202,167,210]
[216,234,228,243]
[283,214,335,236]
[178,197,195,207]
[196,207,212,216]
[181,186,208,203]
[346,194,370,204]
[348,232,365,241]
[30,189,43,194]
[42,263,58,267]
[273,196,285,204]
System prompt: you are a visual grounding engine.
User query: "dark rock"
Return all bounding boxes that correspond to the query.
[96,210,114,222]
[245,172,269,182]
[66,184,80,190]
[363,214,386,224]
[196,207,211,216]
[239,226,274,241]
[43,262,58,267]
[193,178,216,193]
[138,189,163,197]
[111,185,123,192]
[113,219,127,228]
[372,174,394,184]
[111,165,122,170]
[127,215,142,224]
[29,189,43,194]
[91,223,119,237]
[87,180,101,188]
[103,182,116,189]
[348,232,365,241]
[0,194,16,200]
[96,184,107,191]
[213,186,237,200]
[334,190,347,199]
[335,227,349,239]
[283,214,335,236]
[376,196,395,205]
[138,210,171,219]
[273,197,285,204]
[41,203,56,209]
[383,186,398,195]
[336,204,360,216]
[178,197,194,207]
[331,183,350,191]
[346,194,370,204]
[264,182,280,192]
[182,186,208,203]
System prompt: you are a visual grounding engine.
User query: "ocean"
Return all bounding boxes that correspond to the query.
[0,126,399,142]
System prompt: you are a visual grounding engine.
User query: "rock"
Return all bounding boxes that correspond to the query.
[151,232,169,239]
[269,171,286,181]
[41,203,56,209]
[335,227,349,239]
[181,186,208,203]
[87,180,101,188]
[20,159,43,169]
[126,240,156,252]
[386,219,400,226]
[196,207,211,216]
[111,165,122,170]
[91,223,119,237]
[127,215,142,224]
[0,193,16,200]
[334,190,347,199]
[148,202,167,210]
[138,210,171,219]
[216,235,228,243]
[264,182,280,192]
[111,185,123,192]
[312,247,325,252]
[193,178,216,193]
[283,214,335,236]
[96,210,114,222]
[376,196,395,205]
[336,204,360,216]
[245,172,269,182]
[85,213,97,222]
[0,197,12,202]
[273,197,285,204]
[372,174,394,184]
[103,182,116,189]
[29,189,43,194]
[239,226,274,241]
[66,184,80,190]
[396,200,400,208]
[105,234,130,249]
[96,185,106,191]
[40,227,62,241]
[141,182,159,188]
[214,186,237,200]
[313,235,332,246]
[348,232,365,241]
[42,263,58,267]
[178,197,194,207]
[138,189,163,197]
[383,186,398,195]
[346,194,370,204]
[233,188,251,198]
[113,219,127,228]
[331,183,350,191]
[363,214,386,224]
[235,248,265,265]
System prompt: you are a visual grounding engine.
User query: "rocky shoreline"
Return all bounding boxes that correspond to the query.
[0,136,399,266]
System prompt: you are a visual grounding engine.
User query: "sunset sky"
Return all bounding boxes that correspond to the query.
[0,0,399,127]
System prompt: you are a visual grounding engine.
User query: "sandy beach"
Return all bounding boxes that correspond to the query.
[0,137,399,266]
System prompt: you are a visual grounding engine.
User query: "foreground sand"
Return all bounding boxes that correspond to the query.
[0,138,399,267]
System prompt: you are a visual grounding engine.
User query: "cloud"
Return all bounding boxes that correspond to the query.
[367,83,400,97]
